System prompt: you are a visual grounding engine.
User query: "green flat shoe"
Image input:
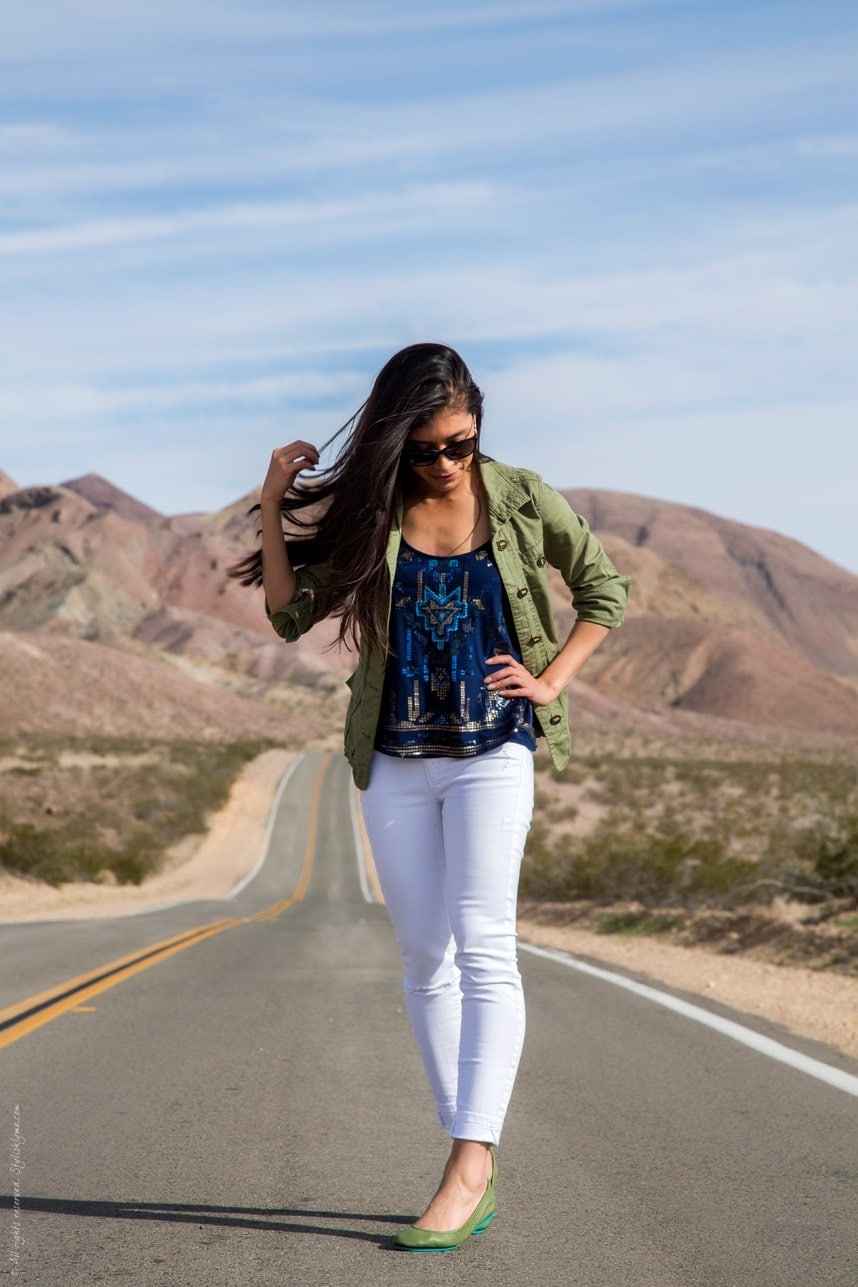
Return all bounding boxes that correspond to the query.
[393,1154,498,1253]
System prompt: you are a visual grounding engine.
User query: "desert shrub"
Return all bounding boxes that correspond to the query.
[596,911,684,935]
[0,818,170,888]
[0,817,114,886]
[0,738,271,887]
[522,819,813,910]
[811,817,858,902]
[763,811,858,905]
[524,742,858,911]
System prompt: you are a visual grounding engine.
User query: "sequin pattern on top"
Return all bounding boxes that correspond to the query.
[376,539,537,758]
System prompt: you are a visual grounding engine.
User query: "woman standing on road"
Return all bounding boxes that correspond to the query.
[232,343,629,1252]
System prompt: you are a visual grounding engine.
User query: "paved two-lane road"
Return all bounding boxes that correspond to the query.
[1,752,856,1285]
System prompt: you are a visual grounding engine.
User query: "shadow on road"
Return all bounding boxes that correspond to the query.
[0,1194,411,1247]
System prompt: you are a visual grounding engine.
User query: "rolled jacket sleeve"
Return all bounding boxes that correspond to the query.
[539,482,630,628]
[266,562,333,641]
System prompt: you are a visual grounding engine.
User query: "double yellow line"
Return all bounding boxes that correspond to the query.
[0,754,330,1053]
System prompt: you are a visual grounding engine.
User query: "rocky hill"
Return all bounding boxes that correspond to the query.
[0,628,338,745]
[0,472,856,743]
[553,490,858,735]
[62,474,164,525]
[565,489,858,680]
[0,480,346,685]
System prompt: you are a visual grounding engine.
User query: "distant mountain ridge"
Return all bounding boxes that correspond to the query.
[551,489,858,736]
[565,489,858,680]
[0,471,856,742]
[61,473,163,525]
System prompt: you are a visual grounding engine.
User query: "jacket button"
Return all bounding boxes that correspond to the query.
[549,714,562,725]
[536,555,546,566]
[517,588,528,598]
[528,635,542,646]
[497,539,508,550]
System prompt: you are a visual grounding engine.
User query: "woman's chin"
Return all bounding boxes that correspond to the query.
[422,470,467,494]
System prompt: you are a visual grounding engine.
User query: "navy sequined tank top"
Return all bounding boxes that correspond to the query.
[376,539,537,758]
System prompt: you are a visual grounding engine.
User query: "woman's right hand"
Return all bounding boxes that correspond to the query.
[260,441,320,505]
[260,442,318,610]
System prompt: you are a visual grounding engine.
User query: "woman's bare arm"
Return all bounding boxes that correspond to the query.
[260,441,319,613]
[484,620,610,705]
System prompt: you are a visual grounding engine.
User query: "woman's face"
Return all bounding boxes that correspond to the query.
[405,407,478,497]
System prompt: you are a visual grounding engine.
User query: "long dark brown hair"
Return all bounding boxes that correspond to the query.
[229,342,485,653]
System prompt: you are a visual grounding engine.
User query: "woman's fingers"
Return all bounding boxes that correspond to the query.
[484,655,526,689]
[483,654,555,705]
[261,442,320,503]
[273,441,319,469]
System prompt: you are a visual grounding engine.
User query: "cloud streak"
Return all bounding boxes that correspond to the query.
[0,182,495,257]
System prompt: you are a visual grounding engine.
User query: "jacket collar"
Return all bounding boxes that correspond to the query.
[478,459,533,524]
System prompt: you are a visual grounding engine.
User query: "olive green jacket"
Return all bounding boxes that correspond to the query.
[269,460,630,788]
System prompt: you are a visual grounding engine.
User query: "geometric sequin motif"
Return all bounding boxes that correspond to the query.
[376,538,536,759]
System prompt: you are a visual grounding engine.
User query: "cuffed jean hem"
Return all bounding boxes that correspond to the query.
[449,1115,505,1147]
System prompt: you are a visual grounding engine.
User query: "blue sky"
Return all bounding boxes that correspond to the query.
[2,1,857,570]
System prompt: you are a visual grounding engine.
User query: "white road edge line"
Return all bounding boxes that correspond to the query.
[519,941,858,1098]
[228,753,305,899]
[350,782,375,905]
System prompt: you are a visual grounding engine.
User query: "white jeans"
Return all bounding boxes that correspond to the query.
[360,742,534,1146]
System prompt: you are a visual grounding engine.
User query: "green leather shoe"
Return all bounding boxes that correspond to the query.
[393,1152,498,1253]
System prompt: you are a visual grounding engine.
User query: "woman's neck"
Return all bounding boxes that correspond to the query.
[402,469,489,556]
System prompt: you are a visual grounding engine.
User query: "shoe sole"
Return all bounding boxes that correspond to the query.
[394,1210,496,1252]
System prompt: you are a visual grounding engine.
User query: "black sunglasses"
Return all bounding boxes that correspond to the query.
[403,435,479,468]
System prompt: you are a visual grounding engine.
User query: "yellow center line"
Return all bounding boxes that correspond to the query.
[243,755,326,922]
[0,754,331,1053]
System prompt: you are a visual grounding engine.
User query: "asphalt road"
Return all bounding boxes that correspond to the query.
[1,751,856,1286]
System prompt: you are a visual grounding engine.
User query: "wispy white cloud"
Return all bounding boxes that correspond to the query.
[795,133,858,158]
[3,0,666,55]
[0,181,494,257]
[0,122,79,152]
[0,370,361,420]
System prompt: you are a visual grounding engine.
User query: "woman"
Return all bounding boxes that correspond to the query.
[232,343,629,1252]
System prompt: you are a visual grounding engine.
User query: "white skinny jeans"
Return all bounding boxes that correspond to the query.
[359,742,534,1146]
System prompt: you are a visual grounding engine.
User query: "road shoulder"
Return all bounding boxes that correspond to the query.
[516,914,858,1061]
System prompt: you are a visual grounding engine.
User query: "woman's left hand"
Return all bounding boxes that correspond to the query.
[484,655,559,707]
